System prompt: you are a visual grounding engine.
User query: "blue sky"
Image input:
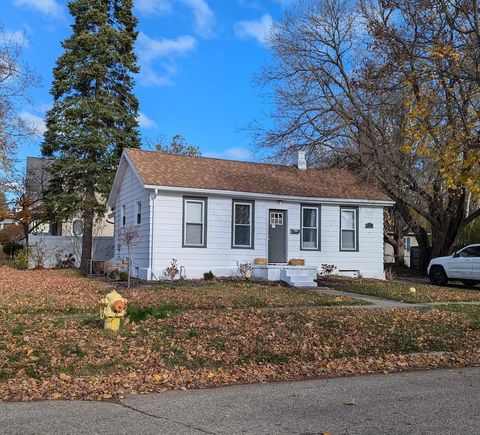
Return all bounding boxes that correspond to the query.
[3,0,294,167]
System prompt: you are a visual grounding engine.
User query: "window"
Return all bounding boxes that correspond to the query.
[301,205,320,250]
[136,201,142,225]
[121,205,126,227]
[340,207,358,251]
[72,219,84,237]
[270,212,284,226]
[458,246,480,257]
[183,197,207,247]
[232,201,254,248]
[404,237,411,253]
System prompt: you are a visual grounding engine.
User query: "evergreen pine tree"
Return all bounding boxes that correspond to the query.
[42,0,140,273]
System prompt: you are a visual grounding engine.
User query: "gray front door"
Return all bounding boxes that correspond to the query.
[268,209,287,263]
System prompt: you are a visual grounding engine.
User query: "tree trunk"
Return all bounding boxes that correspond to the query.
[393,237,405,267]
[80,186,95,274]
[411,227,431,273]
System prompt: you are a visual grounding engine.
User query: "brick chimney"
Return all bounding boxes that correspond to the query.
[294,151,307,170]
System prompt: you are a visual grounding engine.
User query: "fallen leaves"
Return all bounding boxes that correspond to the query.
[1,268,480,402]
[320,276,480,303]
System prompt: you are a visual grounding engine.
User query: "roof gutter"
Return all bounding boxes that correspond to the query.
[143,184,395,207]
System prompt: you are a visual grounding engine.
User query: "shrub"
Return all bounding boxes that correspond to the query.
[119,271,129,282]
[320,264,337,275]
[60,253,76,268]
[0,225,23,246]
[203,271,215,281]
[2,241,23,258]
[165,258,180,280]
[14,249,29,270]
[239,262,252,280]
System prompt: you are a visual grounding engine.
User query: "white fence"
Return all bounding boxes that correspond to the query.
[28,235,114,268]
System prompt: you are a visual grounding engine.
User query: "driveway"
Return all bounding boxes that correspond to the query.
[1,367,479,434]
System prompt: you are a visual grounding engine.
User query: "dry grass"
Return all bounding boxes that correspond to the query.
[1,267,480,401]
[321,276,480,303]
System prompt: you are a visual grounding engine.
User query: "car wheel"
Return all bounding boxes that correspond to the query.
[429,266,448,286]
[462,280,477,287]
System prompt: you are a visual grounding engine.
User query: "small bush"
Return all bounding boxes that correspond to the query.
[165,258,180,280]
[203,271,215,281]
[119,271,129,282]
[2,242,23,258]
[14,249,29,270]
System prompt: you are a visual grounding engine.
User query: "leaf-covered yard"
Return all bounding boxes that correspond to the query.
[321,276,480,303]
[1,267,480,401]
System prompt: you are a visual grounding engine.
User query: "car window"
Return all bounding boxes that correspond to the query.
[458,247,480,257]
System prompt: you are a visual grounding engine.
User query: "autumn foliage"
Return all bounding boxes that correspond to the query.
[0,267,480,402]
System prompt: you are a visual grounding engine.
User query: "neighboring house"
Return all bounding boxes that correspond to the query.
[384,233,418,267]
[108,149,393,283]
[26,157,114,237]
[0,218,19,231]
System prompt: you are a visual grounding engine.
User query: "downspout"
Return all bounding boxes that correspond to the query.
[149,189,157,280]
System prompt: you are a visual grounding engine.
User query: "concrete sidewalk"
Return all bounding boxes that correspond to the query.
[1,367,479,434]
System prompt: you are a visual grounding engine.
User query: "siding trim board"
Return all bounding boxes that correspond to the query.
[142,185,394,207]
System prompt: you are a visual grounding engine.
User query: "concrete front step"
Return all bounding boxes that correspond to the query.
[279,268,317,288]
[288,280,318,288]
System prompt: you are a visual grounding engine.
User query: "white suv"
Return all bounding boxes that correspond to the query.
[428,244,480,286]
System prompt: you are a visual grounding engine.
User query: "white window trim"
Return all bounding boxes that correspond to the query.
[340,208,358,251]
[183,198,206,247]
[233,201,254,249]
[301,205,320,250]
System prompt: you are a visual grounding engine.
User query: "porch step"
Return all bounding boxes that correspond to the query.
[279,268,317,288]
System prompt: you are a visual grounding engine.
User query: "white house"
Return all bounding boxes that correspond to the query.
[107,149,393,285]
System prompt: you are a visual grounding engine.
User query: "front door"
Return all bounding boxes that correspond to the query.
[268,209,287,263]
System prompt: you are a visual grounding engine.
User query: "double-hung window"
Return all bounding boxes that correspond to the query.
[340,207,358,251]
[183,197,207,247]
[121,205,126,227]
[301,205,320,250]
[232,200,254,248]
[136,201,142,225]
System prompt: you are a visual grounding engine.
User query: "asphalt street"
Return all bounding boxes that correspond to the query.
[0,367,479,434]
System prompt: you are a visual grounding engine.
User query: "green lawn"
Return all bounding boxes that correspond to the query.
[321,276,480,303]
[1,267,480,402]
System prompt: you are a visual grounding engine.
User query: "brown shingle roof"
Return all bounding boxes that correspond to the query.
[125,149,391,202]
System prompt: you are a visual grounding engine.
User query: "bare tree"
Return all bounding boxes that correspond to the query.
[0,26,39,173]
[256,0,480,270]
[118,225,139,289]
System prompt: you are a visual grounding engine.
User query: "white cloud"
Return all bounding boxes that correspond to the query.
[135,0,214,37]
[234,14,273,45]
[13,0,63,18]
[136,0,172,14]
[137,32,197,86]
[19,112,46,136]
[179,0,215,37]
[138,32,197,62]
[137,112,157,129]
[205,147,251,161]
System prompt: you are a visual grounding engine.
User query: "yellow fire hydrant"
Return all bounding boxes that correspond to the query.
[99,290,128,331]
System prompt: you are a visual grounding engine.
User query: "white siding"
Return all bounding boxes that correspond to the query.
[114,165,151,273]
[149,192,385,280]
